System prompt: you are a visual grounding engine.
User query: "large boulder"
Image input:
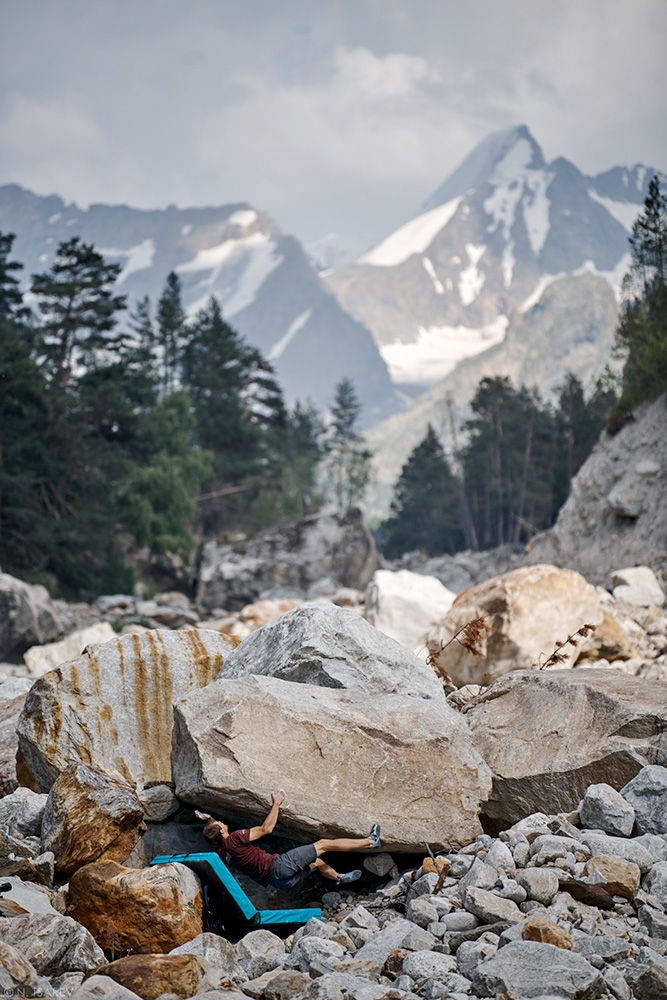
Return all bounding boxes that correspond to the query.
[464,668,667,826]
[16,629,238,794]
[96,954,234,1000]
[364,570,455,650]
[23,622,116,677]
[196,508,379,611]
[41,763,146,875]
[611,566,665,607]
[426,565,603,687]
[470,940,604,999]
[0,912,104,975]
[0,573,62,660]
[67,860,203,953]
[172,674,492,851]
[0,787,47,838]
[621,764,667,835]
[217,603,444,700]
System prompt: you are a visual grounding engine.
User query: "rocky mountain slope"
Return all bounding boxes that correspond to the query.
[0,184,399,426]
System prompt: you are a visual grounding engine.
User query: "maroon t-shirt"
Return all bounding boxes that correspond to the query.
[223,829,279,886]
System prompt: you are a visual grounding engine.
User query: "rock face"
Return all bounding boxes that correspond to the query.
[196,508,379,611]
[0,695,30,796]
[621,764,667,835]
[0,787,47,838]
[0,573,62,659]
[98,953,231,1000]
[218,603,444,700]
[67,860,203,953]
[40,763,146,875]
[471,940,604,999]
[364,570,455,650]
[465,668,667,825]
[528,393,667,584]
[172,674,492,850]
[23,622,116,677]
[426,565,603,687]
[0,912,104,975]
[16,628,238,794]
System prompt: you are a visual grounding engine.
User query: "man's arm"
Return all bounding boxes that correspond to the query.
[248,789,286,841]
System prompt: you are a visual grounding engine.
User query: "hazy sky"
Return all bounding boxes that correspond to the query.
[1,0,665,260]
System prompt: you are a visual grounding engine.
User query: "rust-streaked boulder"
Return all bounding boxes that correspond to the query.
[67,860,203,954]
[41,763,145,875]
[426,564,603,687]
[16,629,238,794]
[172,674,492,851]
[96,953,235,1000]
[465,668,667,825]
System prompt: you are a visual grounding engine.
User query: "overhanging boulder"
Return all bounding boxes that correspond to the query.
[172,674,492,851]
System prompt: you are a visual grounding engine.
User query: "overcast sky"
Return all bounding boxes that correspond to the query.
[1,0,665,260]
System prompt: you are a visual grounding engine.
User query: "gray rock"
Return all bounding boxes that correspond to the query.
[464,887,523,925]
[363,853,395,876]
[0,693,29,798]
[483,840,514,871]
[581,832,654,874]
[457,858,498,896]
[0,787,47,838]
[579,782,635,837]
[295,975,344,1000]
[602,964,632,1000]
[626,946,667,1000]
[455,934,497,978]
[68,975,141,1000]
[218,603,444,701]
[172,675,492,851]
[400,927,437,952]
[234,930,286,979]
[635,834,667,863]
[406,897,439,929]
[0,676,33,704]
[423,972,473,996]
[169,931,248,982]
[611,567,665,607]
[0,876,59,915]
[496,877,526,904]
[197,509,379,611]
[355,919,419,965]
[639,904,667,940]
[291,937,346,974]
[621,765,667,835]
[16,628,238,793]
[299,918,336,941]
[471,940,604,999]
[402,951,457,980]
[0,912,104,975]
[644,862,667,908]
[340,906,379,933]
[465,668,667,826]
[408,872,441,898]
[0,573,62,659]
[515,868,560,905]
[138,783,179,822]
[448,853,475,877]
[441,911,479,932]
[529,835,587,865]
[573,935,635,962]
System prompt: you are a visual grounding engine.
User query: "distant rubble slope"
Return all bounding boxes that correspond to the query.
[527,393,667,586]
[0,184,399,427]
[363,271,619,521]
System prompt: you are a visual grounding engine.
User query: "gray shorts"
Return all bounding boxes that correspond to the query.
[269,843,318,889]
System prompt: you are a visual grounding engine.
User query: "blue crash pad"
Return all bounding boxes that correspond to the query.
[149,851,322,926]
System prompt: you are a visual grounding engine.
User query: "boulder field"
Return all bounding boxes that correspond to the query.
[0,560,665,998]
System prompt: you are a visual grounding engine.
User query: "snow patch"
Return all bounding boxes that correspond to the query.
[268,309,312,362]
[482,136,552,257]
[359,196,463,267]
[48,213,61,224]
[501,242,515,289]
[523,171,552,255]
[181,224,192,236]
[519,253,631,312]
[588,190,641,232]
[177,232,283,317]
[421,256,445,295]
[380,315,508,384]
[636,166,646,191]
[459,243,486,305]
[228,209,258,227]
[100,239,156,284]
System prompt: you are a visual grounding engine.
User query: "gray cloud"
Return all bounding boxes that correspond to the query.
[1,0,665,259]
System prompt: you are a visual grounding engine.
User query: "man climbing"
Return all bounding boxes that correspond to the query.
[197,789,381,890]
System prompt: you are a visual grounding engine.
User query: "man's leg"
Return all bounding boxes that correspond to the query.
[313,836,373,855]
[310,857,341,881]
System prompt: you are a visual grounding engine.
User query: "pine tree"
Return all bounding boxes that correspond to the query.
[380,424,465,558]
[323,378,373,509]
[613,176,667,420]
[156,271,186,393]
[0,233,28,323]
[281,402,325,518]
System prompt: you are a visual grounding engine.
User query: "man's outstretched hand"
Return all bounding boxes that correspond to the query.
[271,788,286,805]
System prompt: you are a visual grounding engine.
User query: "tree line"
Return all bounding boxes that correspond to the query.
[380,176,667,559]
[0,236,370,597]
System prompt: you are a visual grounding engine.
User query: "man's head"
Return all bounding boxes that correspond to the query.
[195,810,229,846]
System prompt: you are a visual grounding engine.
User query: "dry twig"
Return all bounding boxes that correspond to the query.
[428,616,492,671]
[537,623,597,669]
